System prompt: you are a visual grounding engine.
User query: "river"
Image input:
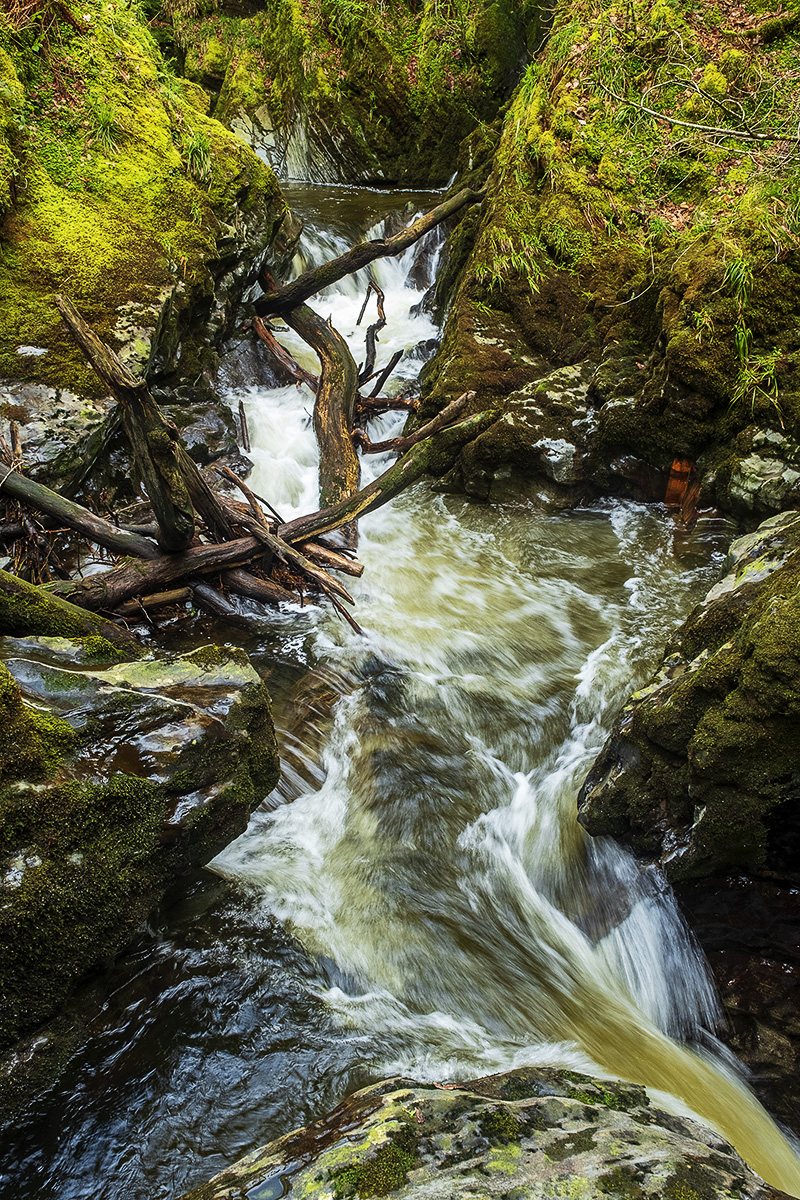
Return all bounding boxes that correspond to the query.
[2,186,799,1199]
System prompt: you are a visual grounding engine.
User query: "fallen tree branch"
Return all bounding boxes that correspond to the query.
[367,350,403,400]
[0,465,160,561]
[115,587,191,617]
[278,409,496,545]
[220,502,355,604]
[599,82,800,143]
[354,391,473,455]
[260,268,362,547]
[357,281,386,385]
[252,317,319,392]
[54,294,195,552]
[63,537,269,611]
[254,186,488,316]
[223,568,300,606]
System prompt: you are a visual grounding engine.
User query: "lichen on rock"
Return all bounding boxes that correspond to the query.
[175,1068,781,1200]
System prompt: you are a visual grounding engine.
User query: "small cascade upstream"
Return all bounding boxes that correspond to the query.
[3,186,800,1200]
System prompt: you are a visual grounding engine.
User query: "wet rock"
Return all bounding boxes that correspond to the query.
[717,429,800,518]
[0,381,113,482]
[578,509,800,882]
[436,360,598,505]
[177,1068,782,1200]
[678,875,800,1136]
[0,638,279,1049]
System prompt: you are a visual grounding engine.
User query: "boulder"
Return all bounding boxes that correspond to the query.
[177,1068,787,1200]
[577,510,800,882]
[0,637,279,1049]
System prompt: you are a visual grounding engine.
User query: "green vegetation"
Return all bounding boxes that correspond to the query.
[417,0,800,504]
[149,0,539,185]
[0,0,286,394]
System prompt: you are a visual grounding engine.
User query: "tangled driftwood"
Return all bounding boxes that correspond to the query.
[0,188,489,644]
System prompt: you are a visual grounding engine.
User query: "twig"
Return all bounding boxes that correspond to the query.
[599,82,800,143]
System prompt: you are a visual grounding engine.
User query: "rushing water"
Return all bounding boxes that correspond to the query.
[3,187,800,1199]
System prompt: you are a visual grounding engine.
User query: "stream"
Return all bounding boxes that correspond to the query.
[3,186,800,1199]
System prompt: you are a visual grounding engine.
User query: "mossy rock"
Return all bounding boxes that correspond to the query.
[579,510,800,881]
[0,0,287,396]
[0,639,279,1050]
[175,1069,783,1200]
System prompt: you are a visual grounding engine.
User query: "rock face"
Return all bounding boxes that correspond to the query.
[0,0,291,473]
[177,1068,785,1200]
[578,510,800,883]
[417,0,800,520]
[164,0,539,188]
[0,637,279,1049]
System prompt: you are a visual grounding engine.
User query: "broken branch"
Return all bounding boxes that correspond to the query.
[254,186,487,316]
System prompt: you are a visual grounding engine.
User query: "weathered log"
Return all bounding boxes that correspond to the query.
[278,410,496,545]
[176,446,237,542]
[190,579,249,622]
[0,567,141,653]
[224,568,300,606]
[283,302,361,517]
[255,186,487,316]
[252,317,319,392]
[65,537,268,611]
[355,394,418,420]
[0,465,160,559]
[115,587,192,616]
[54,294,195,552]
[298,541,364,577]
[219,502,355,604]
[355,391,473,455]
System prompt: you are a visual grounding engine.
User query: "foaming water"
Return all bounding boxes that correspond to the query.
[216,190,800,1194]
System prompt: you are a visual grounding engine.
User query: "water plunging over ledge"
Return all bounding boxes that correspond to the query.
[2,186,799,1199]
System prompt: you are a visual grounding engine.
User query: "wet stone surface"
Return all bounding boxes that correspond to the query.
[0,637,279,1057]
[178,1068,784,1200]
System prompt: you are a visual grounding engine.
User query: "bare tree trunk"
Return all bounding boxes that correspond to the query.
[55,294,195,552]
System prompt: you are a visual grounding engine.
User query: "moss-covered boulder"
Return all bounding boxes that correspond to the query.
[0,637,279,1049]
[177,1068,785,1200]
[0,0,289,405]
[578,510,800,882]
[421,0,800,517]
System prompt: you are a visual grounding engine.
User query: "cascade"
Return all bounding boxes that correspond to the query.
[3,186,798,1200]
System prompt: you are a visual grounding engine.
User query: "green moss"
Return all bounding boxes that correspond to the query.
[0,0,285,391]
[160,0,533,186]
[598,1166,645,1198]
[0,664,75,784]
[479,1107,520,1144]
[331,1122,418,1197]
[546,1128,597,1161]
